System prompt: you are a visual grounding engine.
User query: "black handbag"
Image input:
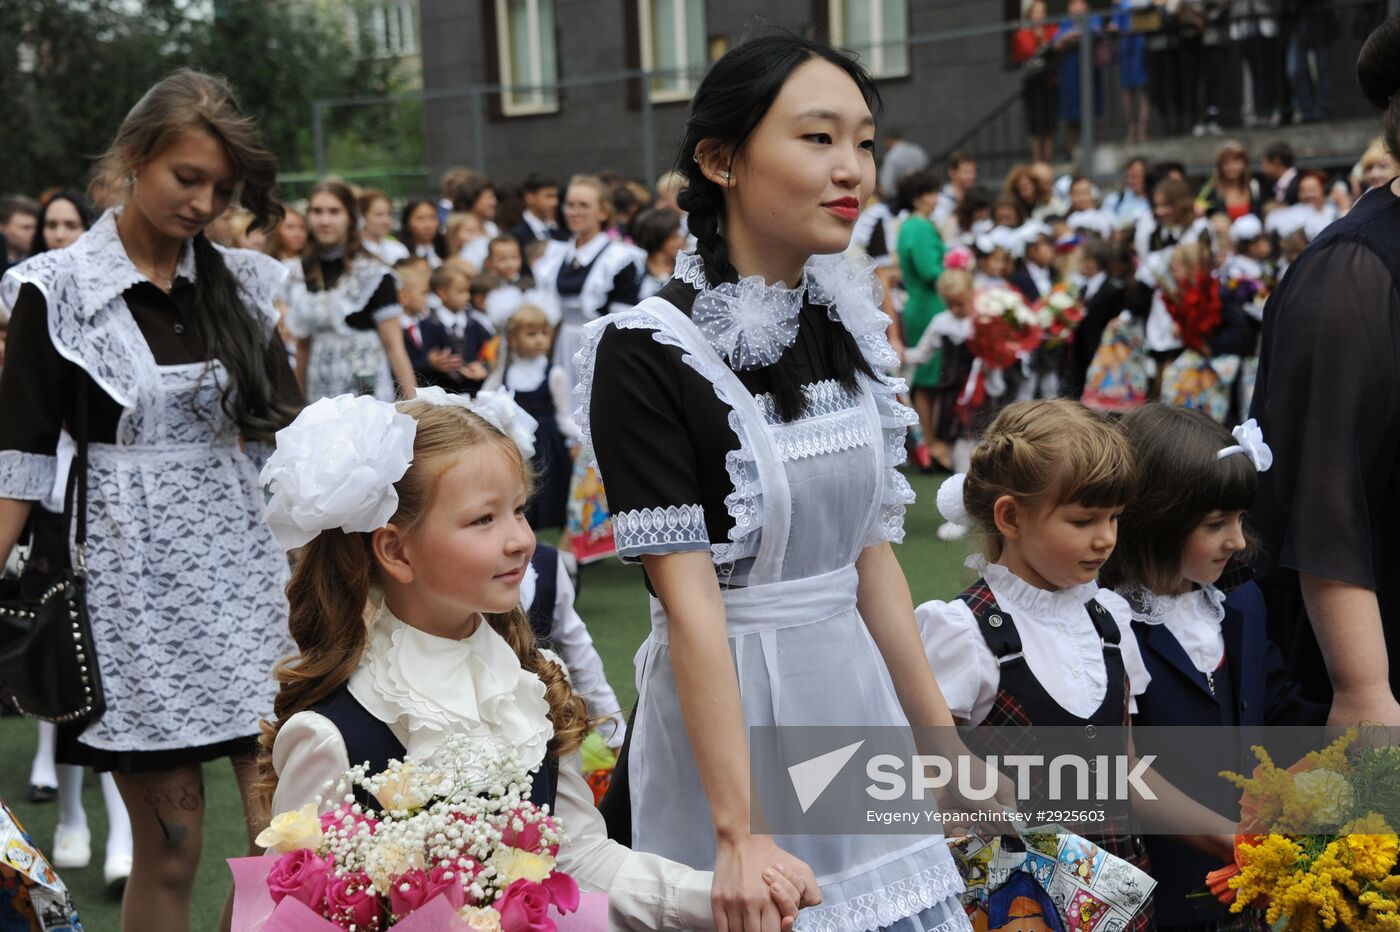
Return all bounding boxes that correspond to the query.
[0,382,105,723]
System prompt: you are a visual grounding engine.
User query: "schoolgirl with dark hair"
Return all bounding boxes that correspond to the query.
[286,179,418,402]
[0,68,303,929]
[399,196,446,268]
[579,32,979,932]
[1104,404,1325,930]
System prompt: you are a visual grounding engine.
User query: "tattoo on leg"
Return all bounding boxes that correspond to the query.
[140,777,205,850]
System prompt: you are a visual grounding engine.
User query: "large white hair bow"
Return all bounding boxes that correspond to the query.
[260,394,418,550]
[1217,419,1273,472]
[413,385,539,459]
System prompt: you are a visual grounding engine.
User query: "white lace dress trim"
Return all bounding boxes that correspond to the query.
[573,252,917,562]
[796,858,969,932]
[611,504,709,557]
[0,210,294,752]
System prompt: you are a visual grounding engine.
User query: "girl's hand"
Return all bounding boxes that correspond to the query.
[763,863,823,932]
[460,361,489,381]
[713,835,816,932]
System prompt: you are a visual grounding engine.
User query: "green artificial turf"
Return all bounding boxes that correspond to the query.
[0,469,973,930]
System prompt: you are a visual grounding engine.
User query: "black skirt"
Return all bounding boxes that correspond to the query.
[57,726,261,774]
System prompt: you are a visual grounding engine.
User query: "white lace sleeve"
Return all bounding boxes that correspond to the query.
[220,246,293,333]
[0,451,58,501]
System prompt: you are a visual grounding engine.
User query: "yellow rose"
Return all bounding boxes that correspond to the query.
[255,803,323,854]
[364,838,421,894]
[491,846,556,884]
[370,762,432,813]
[1292,769,1354,826]
[458,906,504,931]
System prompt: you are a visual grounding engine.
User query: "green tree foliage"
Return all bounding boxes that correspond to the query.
[0,0,422,195]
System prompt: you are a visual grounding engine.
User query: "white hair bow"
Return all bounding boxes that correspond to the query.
[413,385,538,459]
[1217,419,1273,472]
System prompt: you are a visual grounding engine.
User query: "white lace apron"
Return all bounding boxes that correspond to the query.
[621,301,968,932]
[286,259,396,402]
[81,350,292,751]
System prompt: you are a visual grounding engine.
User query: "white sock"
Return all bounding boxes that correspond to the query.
[101,773,133,859]
[56,765,87,832]
[29,721,58,788]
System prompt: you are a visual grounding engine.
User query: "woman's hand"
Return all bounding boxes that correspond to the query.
[713,835,818,932]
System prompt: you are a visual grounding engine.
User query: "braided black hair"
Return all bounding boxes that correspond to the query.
[674,32,883,420]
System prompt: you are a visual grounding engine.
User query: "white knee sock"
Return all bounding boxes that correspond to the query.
[101,773,133,859]
[56,765,87,832]
[29,722,58,788]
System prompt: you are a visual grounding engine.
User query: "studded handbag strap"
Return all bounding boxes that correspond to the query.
[60,378,89,573]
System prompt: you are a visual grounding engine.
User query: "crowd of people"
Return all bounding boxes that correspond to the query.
[1,14,1400,932]
[1010,0,1358,160]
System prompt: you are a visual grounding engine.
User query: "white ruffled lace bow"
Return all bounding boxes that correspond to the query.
[261,394,417,550]
[261,388,540,549]
[1217,418,1273,471]
[414,385,538,459]
[689,269,806,370]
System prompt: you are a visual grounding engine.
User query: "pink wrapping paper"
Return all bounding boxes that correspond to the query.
[229,856,608,930]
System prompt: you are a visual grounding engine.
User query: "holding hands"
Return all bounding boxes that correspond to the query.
[713,833,822,932]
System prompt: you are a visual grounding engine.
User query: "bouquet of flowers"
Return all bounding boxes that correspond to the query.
[967,285,1044,370]
[1034,283,1086,349]
[1224,275,1270,323]
[1205,727,1400,930]
[231,735,601,931]
[1163,270,1223,353]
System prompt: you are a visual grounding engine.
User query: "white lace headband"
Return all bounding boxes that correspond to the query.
[259,388,539,550]
[1216,418,1273,472]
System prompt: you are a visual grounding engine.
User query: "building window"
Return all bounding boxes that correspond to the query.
[638,0,707,102]
[365,2,419,59]
[495,0,559,115]
[830,0,909,78]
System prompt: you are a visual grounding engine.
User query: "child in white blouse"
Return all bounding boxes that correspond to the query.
[256,394,815,930]
[916,399,1234,930]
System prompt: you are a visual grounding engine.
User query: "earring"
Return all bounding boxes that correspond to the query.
[722,171,732,182]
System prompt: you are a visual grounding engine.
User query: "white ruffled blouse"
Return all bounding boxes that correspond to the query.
[271,602,712,930]
[916,556,1151,724]
[1116,584,1228,675]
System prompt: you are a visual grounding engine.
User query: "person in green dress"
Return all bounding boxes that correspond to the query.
[894,169,949,470]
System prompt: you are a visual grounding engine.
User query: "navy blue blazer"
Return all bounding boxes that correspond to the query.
[1131,581,1328,925]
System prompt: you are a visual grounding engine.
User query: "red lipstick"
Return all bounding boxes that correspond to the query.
[822,197,860,222]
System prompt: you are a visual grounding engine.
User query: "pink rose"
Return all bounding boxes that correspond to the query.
[541,871,579,915]
[325,870,383,931]
[389,868,434,917]
[266,848,333,911]
[320,804,378,839]
[494,878,554,932]
[500,808,560,856]
[427,865,468,910]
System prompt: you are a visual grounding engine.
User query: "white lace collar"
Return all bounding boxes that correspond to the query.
[504,354,549,392]
[677,250,897,372]
[967,554,1102,625]
[66,209,197,320]
[1116,583,1227,674]
[347,601,553,773]
[1116,583,1226,627]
